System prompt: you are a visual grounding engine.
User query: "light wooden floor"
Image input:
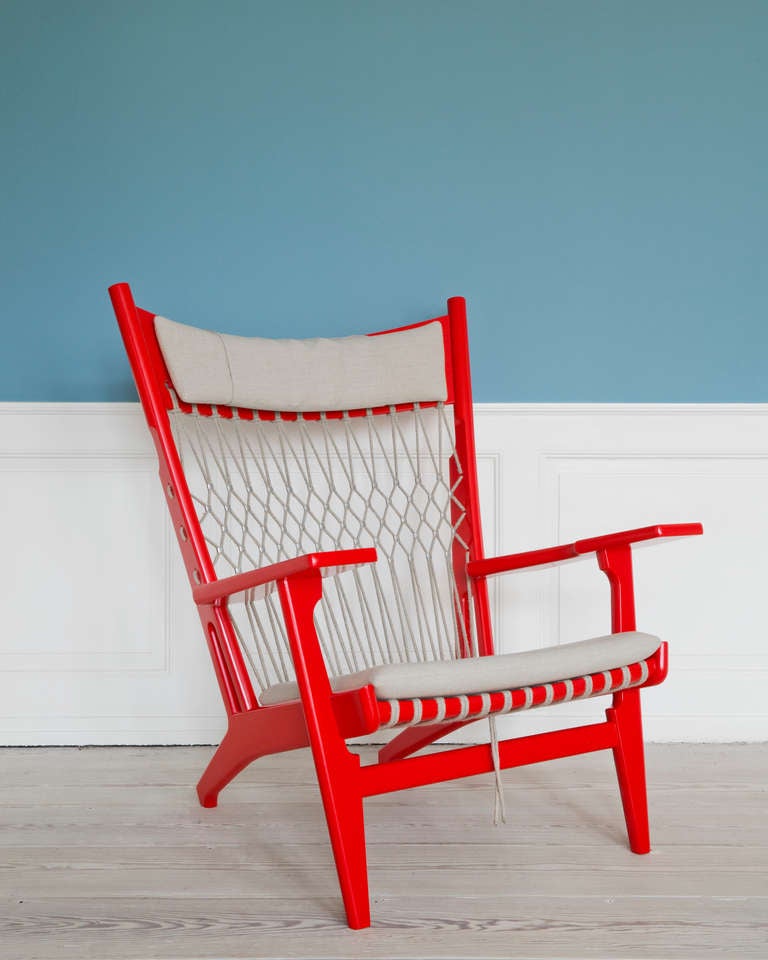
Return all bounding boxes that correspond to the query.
[0,744,766,960]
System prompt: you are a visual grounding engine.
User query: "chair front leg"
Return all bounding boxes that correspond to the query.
[606,687,651,853]
[597,544,651,854]
[277,572,371,929]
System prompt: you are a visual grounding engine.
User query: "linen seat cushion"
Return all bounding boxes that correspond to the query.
[259,631,661,705]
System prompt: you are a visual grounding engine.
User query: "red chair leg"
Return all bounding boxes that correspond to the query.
[277,572,371,928]
[311,744,370,929]
[607,687,651,854]
[378,719,473,762]
[197,727,256,808]
[197,703,312,807]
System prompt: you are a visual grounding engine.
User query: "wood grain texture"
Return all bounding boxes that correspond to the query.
[0,745,766,959]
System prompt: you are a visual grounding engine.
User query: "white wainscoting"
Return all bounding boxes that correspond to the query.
[0,402,766,745]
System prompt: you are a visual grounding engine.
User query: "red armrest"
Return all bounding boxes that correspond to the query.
[193,547,378,605]
[467,523,703,579]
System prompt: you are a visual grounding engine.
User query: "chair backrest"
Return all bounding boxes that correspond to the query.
[110,284,493,702]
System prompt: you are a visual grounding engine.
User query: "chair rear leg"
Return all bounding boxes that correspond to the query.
[379,719,473,762]
[197,726,262,808]
[197,704,312,808]
[607,687,650,854]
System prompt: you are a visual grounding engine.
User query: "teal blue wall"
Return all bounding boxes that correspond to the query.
[1,0,766,401]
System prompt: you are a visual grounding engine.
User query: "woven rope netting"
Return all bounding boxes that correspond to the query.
[168,399,473,696]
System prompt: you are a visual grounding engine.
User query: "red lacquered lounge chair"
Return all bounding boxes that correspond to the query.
[110,283,702,928]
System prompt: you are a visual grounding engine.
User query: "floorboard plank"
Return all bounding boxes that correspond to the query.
[2,896,767,960]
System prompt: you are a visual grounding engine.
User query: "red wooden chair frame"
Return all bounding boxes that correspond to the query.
[110,282,702,929]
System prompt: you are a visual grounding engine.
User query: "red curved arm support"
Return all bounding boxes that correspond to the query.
[466,523,703,579]
[192,548,378,606]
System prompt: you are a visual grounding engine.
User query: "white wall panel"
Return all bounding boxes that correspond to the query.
[473,405,768,743]
[0,403,765,744]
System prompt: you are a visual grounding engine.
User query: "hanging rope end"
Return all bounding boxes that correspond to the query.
[488,716,507,825]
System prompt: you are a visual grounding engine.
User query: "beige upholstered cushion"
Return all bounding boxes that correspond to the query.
[154,315,448,412]
[259,631,661,704]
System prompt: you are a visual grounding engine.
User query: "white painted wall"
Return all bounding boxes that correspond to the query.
[1,403,764,745]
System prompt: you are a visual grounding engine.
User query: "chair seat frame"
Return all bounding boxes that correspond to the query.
[110,282,702,929]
